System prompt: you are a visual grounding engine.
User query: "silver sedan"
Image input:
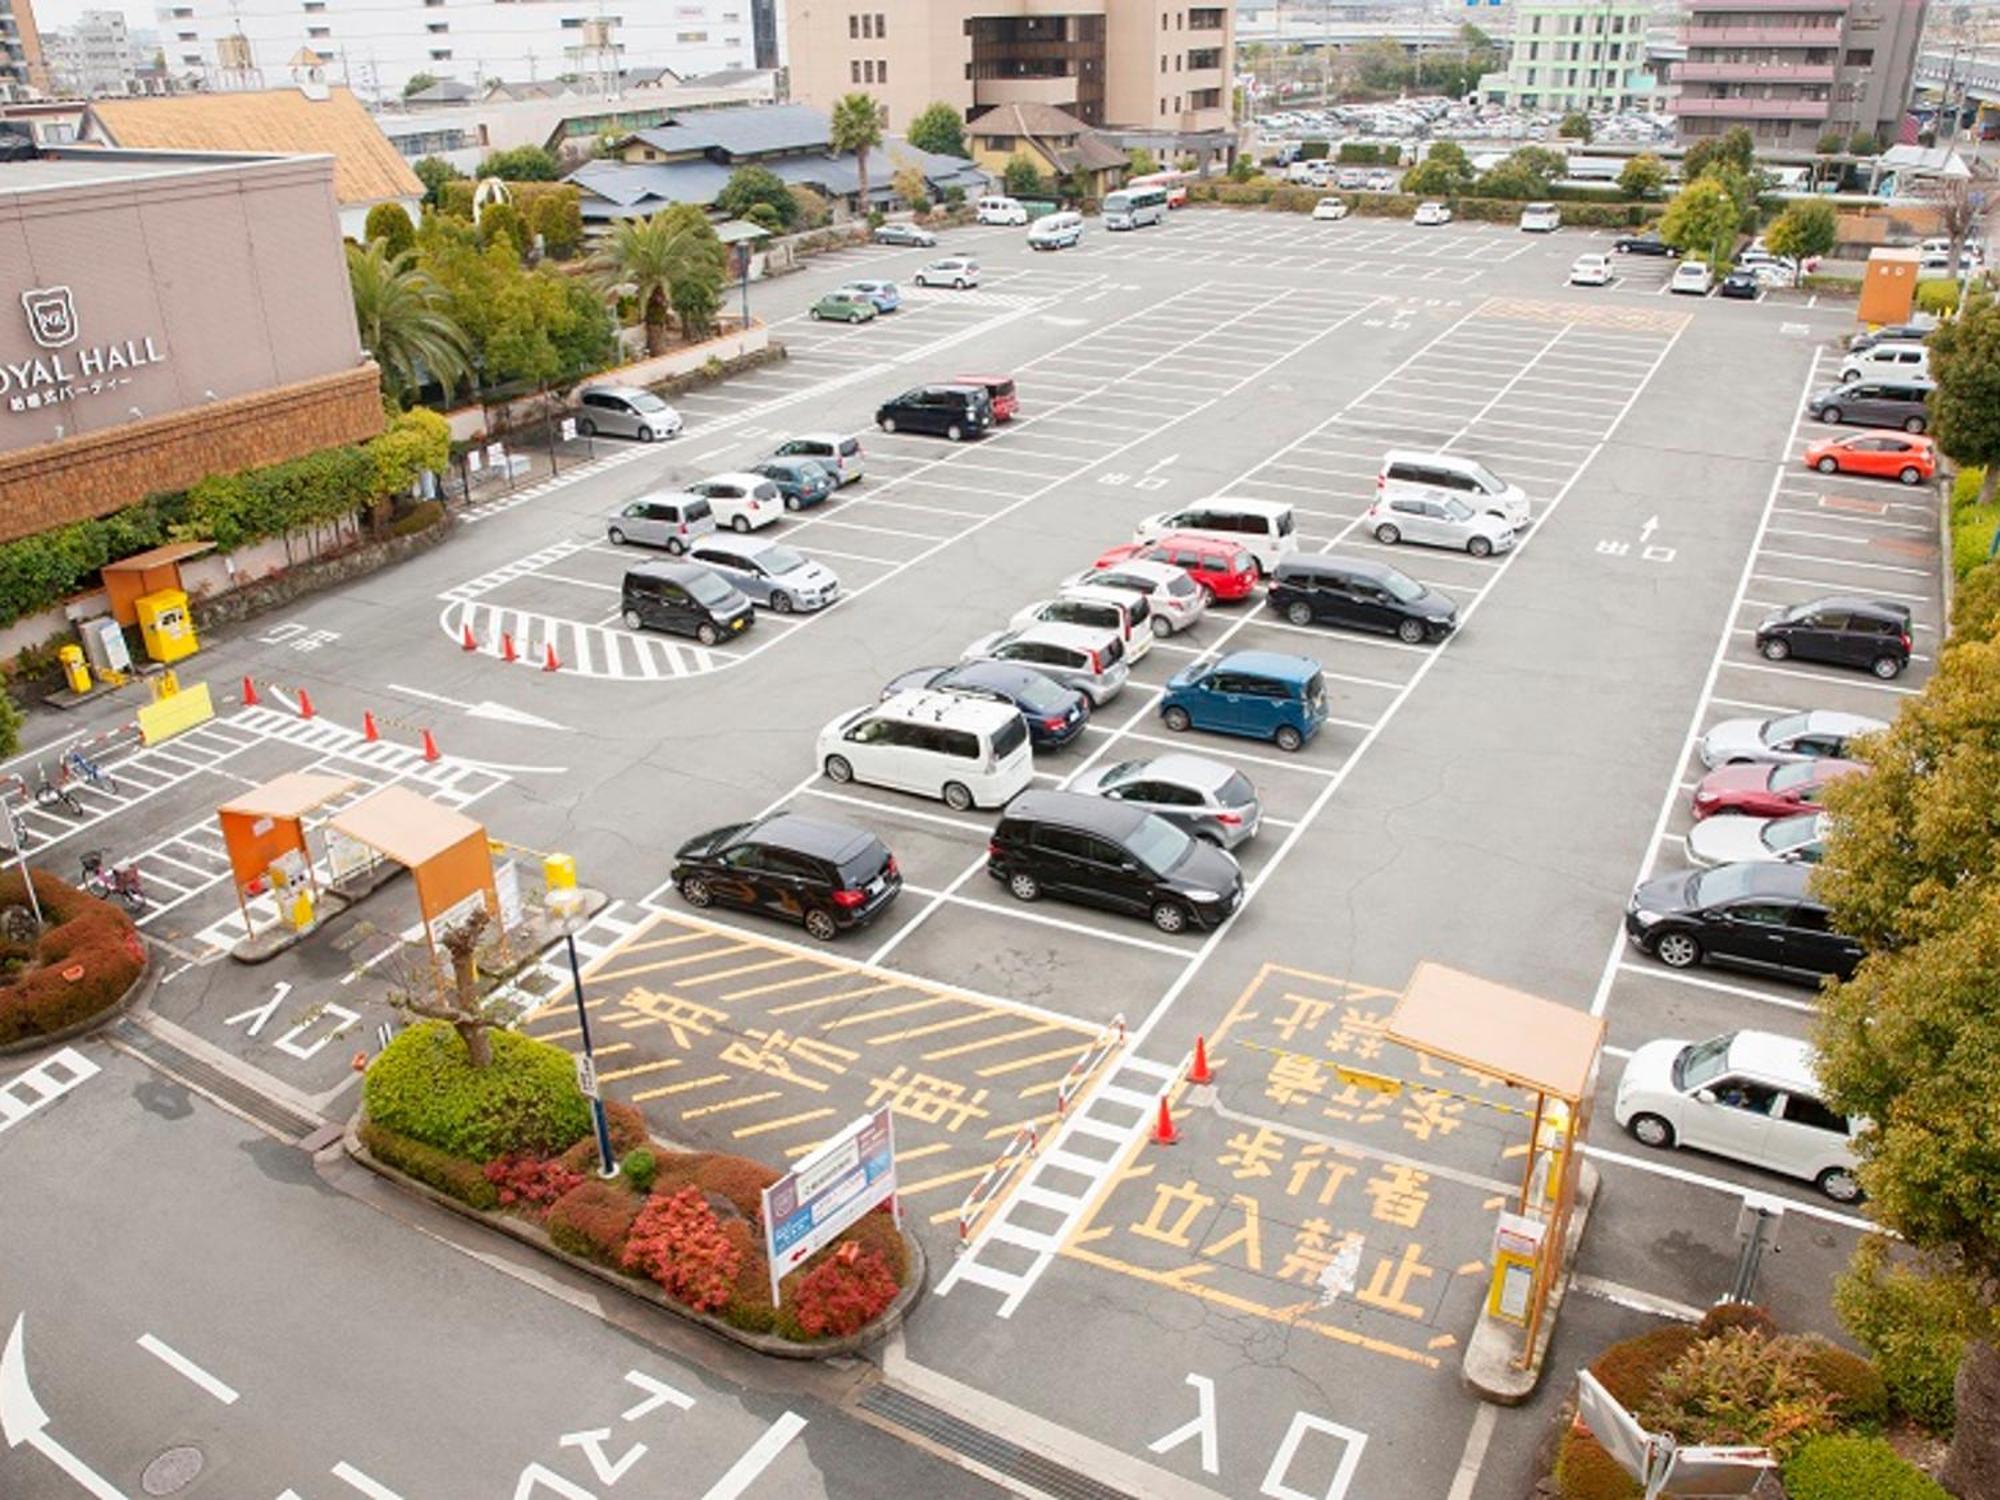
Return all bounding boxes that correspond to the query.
[1068,754,1262,849]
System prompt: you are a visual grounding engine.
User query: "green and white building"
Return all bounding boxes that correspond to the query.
[1479,0,1661,112]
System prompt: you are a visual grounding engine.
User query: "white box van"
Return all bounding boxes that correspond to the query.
[1133,499,1298,575]
[1839,341,1931,384]
[816,691,1033,812]
[1378,450,1531,529]
[1028,211,1084,250]
[1519,201,1561,233]
[977,195,1029,226]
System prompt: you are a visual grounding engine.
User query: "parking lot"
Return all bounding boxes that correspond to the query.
[11,204,1928,1500]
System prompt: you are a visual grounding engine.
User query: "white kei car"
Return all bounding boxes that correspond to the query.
[1413,201,1453,226]
[1569,253,1614,286]
[1312,197,1351,222]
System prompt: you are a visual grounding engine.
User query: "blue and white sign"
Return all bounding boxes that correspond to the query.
[762,1107,897,1303]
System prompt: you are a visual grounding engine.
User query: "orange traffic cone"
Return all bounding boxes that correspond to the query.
[420,729,441,763]
[351,1051,369,1073]
[1189,1035,1213,1086]
[501,632,518,663]
[1152,1095,1179,1146]
[362,711,380,742]
[240,675,259,706]
[297,688,315,720]
[542,641,561,672]
[461,622,478,652]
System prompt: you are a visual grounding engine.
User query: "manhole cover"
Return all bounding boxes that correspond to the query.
[142,1446,205,1495]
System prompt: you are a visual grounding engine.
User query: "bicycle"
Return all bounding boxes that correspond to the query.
[61,747,117,797]
[32,762,82,817]
[79,851,146,913]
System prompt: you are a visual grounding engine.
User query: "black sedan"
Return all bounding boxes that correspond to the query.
[673,813,900,941]
[1719,269,1761,300]
[883,661,1090,748]
[1613,233,1677,256]
[873,222,938,248]
[1624,862,1861,984]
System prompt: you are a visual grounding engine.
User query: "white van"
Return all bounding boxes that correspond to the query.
[1519,201,1561,233]
[977,195,1029,226]
[1028,211,1084,250]
[1133,499,1298,574]
[1378,450,1531,529]
[816,691,1032,812]
[1839,341,1931,384]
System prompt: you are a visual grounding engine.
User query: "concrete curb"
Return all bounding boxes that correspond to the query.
[0,935,158,1059]
[342,1112,926,1361]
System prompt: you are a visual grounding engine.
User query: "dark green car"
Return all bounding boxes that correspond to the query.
[752,457,836,511]
[809,290,878,324]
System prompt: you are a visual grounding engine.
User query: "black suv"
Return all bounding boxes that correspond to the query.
[1808,380,1933,433]
[1267,557,1457,644]
[1625,862,1862,984]
[987,790,1243,935]
[1755,596,1912,680]
[672,813,900,941]
[875,384,993,442]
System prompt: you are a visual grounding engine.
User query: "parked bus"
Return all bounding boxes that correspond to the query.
[1103,184,1169,230]
[1128,171,1191,208]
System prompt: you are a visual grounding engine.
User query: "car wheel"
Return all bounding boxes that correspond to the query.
[1008,871,1040,902]
[1374,523,1401,545]
[1150,901,1191,935]
[576,417,596,437]
[1198,583,1215,608]
[1467,535,1494,558]
[1818,1166,1864,1204]
[679,876,713,908]
[947,423,965,442]
[1163,705,1192,732]
[1899,466,1922,486]
[1762,638,1790,661]
[1652,930,1702,969]
[1905,416,1927,434]
[1872,654,1905,680]
[1286,600,1314,626]
[810,307,823,320]
[803,908,840,942]
[771,592,794,614]
[1397,618,1427,645]
[1820,406,1843,424]
[1628,1113,1675,1149]
[954,278,967,290]
[608,527,627,545]
[696,623,722,647]
[1153,615,1174,637]
[784,495,803,513]
[880,417,897,434]
[731,515,752,533]
[638,427,656,443]
[621,608,643,631]
[824,754,853,784]
[1274,725,1304,753]
[665,537,686,555]
[1841,369,1859,384]
[1816,456,1840,474]
[942,780,974,812]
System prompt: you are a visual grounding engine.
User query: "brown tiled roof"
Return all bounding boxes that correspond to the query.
[967,101,1093,142]
[88,86,422,207]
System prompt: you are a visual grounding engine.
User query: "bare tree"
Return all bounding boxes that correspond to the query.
[1930,177,1988,292]
[378,908,505,1068]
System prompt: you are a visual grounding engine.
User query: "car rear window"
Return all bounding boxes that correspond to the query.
[1165,574,1197,598]
[685,499,713,522]
[1122,594,1150,625]
[991,379,1015,398]
[1305,673,1326,708]
[1218,772,1256,807]
[1274,510,1295,537]
[836,843,887,887]
[1099,636,1124,668]
[839,438,861,457]
[991,716,1028,761]
[1233,551,1254,573]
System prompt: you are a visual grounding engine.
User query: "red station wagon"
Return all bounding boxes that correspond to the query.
[1094,534,1260,602]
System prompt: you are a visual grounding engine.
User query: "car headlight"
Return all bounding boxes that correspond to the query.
[1633,909,1662,927]
[1184,889,1223,903]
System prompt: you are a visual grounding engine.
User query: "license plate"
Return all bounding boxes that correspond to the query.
[731,617,746,631]
[867,877,885,896]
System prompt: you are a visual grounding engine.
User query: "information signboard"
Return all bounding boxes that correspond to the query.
[761,1107,897,1304]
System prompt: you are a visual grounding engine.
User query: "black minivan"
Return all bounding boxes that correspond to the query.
[987,789,1243,935]
[620,560,755,646]
[1267,557,1457,644]
[1754,595,1912,680]
[875,384,994,442]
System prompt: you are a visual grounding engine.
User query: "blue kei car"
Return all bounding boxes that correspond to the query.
[1159,651,1328,752]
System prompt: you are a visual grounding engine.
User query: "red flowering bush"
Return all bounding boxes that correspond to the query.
[482,1153,585,1217]
[621,1186,742,1312]
[547,1178,641,1265]
[785,1240,900,1339]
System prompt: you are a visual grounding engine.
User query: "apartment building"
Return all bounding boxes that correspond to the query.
[1491,0,1658,113]
[784,0,1234,133]
[1,0,44,93]
[1677,0,1928,149]
[44,10,139,96]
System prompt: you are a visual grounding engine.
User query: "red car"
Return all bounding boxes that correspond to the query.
[1689,758,1868,821]
[1803,431,1935,486]
[954,374,1018,423]
[1094,534,1259,601]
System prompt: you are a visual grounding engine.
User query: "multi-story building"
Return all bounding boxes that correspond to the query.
[44,10,139,97]
[784,1,1234,135]
[1,0,45,94]
[1677,0,1928,149]
[151,0,761,101]
[1488,0,1657,113]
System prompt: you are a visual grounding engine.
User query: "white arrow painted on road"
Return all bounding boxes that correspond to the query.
[1,1315,133,1499]
[387,685,569,733]
[1640,515,1660,542]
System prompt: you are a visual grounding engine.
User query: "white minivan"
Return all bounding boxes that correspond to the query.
[1379,450,1532,529]
[1519,201,1561,233]
[817,691,1032,811]
[977,194,1029,226]
[1133,499,1298,575]
[1839,341,1931,384]
[1028,211,1085,250]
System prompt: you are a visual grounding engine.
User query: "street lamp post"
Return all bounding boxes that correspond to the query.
[549,887,616,1177]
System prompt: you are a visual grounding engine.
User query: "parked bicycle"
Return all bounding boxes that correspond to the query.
[32,762,82,817]
[61,746,117,796]
[79,851,146,913]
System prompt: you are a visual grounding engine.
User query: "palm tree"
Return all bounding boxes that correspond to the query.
[830,92,887,216]
[592,207,726,356]
[345,240,471,403]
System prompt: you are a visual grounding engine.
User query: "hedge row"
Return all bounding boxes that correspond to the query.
[1186,181,1658,229]
[0,869,145,1046]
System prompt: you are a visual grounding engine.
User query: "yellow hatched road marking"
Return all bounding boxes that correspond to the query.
[769,981,900,1016]
[734,1107,837,1139]
[984,1111,1058,1140]
[592,943,753,985]
[922,1021,1064,1062]
[681,957,801,988]
[601,1058,682,1083]
[683,1090,783,1120]
[864,1010,999,1045]
[901,1162,994,1197]
[723,969,844,1002]
[634,1072,730,1102]
[978,1043,1091,1079]
[606,931,711,956]
[821,995,956,1030]
[895,1142,952,1163]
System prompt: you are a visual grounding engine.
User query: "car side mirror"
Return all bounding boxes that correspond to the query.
[1695,1089,1718,1106]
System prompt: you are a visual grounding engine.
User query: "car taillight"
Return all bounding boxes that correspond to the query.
[1043,715,1068,731]
[1376,473,1386,489]
[884,856,899,877]
[1089,649,1102,673]
[1215,811,1243,826]
[987,840,1002,860]
[1901,633,1912,651]
[678,522,687,535]
[831,888,866,909]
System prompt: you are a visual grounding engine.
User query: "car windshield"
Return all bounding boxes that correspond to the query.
[1768,762,1820,792]
[1381,571,1424,603]
[1674,1034,1734,1091]
[686,572,736,607]
[631,392,668,413]
[1763,812,1824,852]
[759,546,807,575]
[1001,673,1068,713]
[1442,498,1475,521]
[1692,864,1766,906]
[1128,816,1193,875]
[1760,712,1811,746]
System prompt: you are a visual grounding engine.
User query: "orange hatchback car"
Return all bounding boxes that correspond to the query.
[1803,431,1935,486]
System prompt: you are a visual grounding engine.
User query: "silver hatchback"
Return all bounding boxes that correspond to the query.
[576,384,684,442]
[606,492,716,553]
[685,536,841,613]
[1069,755,1263,849]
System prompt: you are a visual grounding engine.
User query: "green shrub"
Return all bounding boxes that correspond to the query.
[1589,1324,1699,1408]
[1697,1302,1776,1341]
[1951,499,1999,579]
[1296,139,1330,161]
[1638,1329,1838,1458]
[389,500,445,538]
[620,1148,658,1194]
[362,1021,593,1161]
[1834,1236,1984,1432]
[546,1177,640,1265]
[359,1120,500,1209]
[1799,1339,1889,1431]
[1782,1435,1949,1500]
[1953,465,1988,508]
[1916,278,1962,316]
[1953,559,2000,643]
[1553,1429,1642,1500]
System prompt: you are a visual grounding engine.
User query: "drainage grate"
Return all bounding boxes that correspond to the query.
[111,1019,320,1141]
[859,1385,1138,1500]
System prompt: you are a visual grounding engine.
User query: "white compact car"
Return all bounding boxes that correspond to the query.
[817,691,1033,812]
[687,473,783,533]
[1671,261,1715,296]
[1614,1029,1863,1202]
[1063,559,1208,636]
[1414,201,1452,226]
[1312,197,1351,222]
[1569,253,1613,286]
[1364,494,1515,558]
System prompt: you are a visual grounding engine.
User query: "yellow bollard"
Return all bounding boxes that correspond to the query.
[543,853,577,892]
[291,887,315,932]
[58,646,91,696]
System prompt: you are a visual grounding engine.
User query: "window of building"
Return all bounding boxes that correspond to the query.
[861,12,872,37]
[1843,47,1872,64]
[426,21,446,32]
[1174,93,1182,110]
[430,47,450,58]
[851,58,861,82]
[1160,54,1166,73]
[849,14,859,37]
[878,57,887,82]
[307,24,329,36]
[876,11,885,34]
[675,30,706,41]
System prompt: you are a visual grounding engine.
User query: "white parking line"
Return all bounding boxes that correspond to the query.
[1616,960,1817,1014]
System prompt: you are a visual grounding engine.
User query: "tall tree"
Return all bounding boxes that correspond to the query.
[1763,199,1838,274]
[412,155,464,209]
[1929,295,2000,504]
[400,70,437,99]
[1618,153,1667,199]
[1658,175,1740,266]
[592,205,726,355]
[830,92,887,213]
[715,164,798,229]
[475,145,560,182]
[1558,111,1593,142]
[905,101,967,158]
[1928,178,1988,291]
[345,240,471,404]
